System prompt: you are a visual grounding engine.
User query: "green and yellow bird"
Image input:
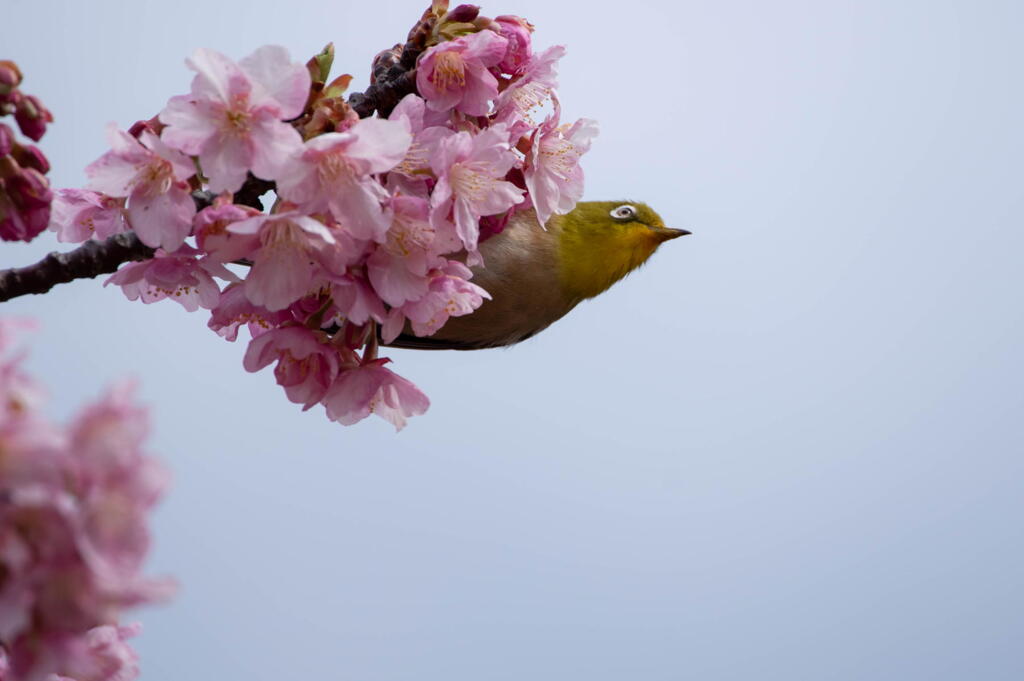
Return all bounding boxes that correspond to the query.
[389,201,689,350]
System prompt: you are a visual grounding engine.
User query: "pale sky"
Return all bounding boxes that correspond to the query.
[5,1,1024,679]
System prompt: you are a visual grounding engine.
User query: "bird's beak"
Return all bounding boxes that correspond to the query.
[653,227,691,242]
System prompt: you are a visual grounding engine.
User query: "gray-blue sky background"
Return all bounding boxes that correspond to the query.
[5,0,1023,678]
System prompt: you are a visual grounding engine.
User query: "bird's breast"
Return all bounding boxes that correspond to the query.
[419,212,577,349]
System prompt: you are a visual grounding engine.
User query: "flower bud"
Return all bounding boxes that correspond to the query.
[495,15,534,75]
[12,142,50,174]
[0,60,22,95]
[435,4,492,41]
[14,94,53,142]
[8,166,52,209]
[0,123,12,157]
[445,4,480,23]
[0,166,52,242]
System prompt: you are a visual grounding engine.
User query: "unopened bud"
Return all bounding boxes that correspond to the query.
[14,94,53,142]
[445,4,480,23]
[0,61,22,95]
[0,166,51,242]
[8,167,52,209]
[12,143,50,174]
[436,4,491,41]
[0,123,12,157]
[495,15,534,75]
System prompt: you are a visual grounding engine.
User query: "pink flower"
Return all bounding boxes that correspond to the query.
[386,94,453,180]
[192,195,262,263]
[367,195,444,306]
[52,623,142,681]
[524,114,598,227]
[66,384,174,604]
[494,45,565,138]
[494,15,534,75]
[243,326,340,410]
[159,46,310,193]
[430,124,524,254]
[328,273,387,326]
[207,283,292,341]
[104,246,230,312]
[48,189,128,243]
[0,334,170,681]
[86,126,196,250]
[393,260,490,338]
[322,359,429,430]
[276,118,411,242]
[416,29,508,115]
[226,211,338,311]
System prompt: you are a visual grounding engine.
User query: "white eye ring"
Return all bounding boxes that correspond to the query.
[610,204,637,221]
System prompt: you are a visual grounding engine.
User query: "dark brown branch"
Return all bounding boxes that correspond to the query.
[0,233,154,302]
[0,9,431,304]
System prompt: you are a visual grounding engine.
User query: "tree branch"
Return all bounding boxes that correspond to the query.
[0,233,153,302]
[0,12,432,304]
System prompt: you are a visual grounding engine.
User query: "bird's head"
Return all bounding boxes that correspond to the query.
[555,200,689,302]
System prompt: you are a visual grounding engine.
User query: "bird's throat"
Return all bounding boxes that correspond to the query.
[556,217,661,301]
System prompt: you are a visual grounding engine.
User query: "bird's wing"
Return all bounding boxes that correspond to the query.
[384,332,486,351]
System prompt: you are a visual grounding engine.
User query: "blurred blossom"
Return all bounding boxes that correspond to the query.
[0,321,172,681]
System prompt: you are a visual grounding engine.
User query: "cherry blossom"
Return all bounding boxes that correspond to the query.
[494,15,534,75]
[104,246,231,312]
[0,322,170,681]
[207,283,293,341]
[416,29,508,115]
[48,189,128,243]
[524,114,598,227]
[367,195,443,306]
[322,359,430,430]
[429,123,524,254]
[276,117,412,241]
[85,126,196,250]
[243,326,340,410]
[494,45,565,138]
[392,260,490,338]
[160,46,310,193]
[226,211,338,311]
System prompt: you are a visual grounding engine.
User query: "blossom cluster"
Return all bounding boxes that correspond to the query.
[0,60,53,242]
[0,320,172,681]
[47,2,597,429]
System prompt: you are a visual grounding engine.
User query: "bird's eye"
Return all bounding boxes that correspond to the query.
[610,205,637,221]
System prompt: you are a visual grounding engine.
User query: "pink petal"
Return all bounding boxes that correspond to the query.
[247,114,303,182]
[245,248,316,311]
[200,133,252,194]
[159,96,217,155]
[239,45,311,118]
[344,118,412,175]
[126,184,195,250]
[185,48,250,103]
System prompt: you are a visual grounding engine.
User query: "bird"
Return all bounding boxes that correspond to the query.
[388,200,689,350]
